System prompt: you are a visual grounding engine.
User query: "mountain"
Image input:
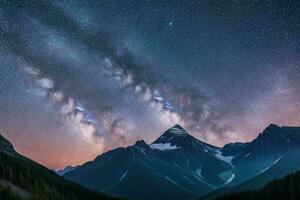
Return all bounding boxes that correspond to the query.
[221,124,300,187]
[150,125,234,187]
[2,124,300,200]
[201,124,300,199]
[65,125,235,200]
[0,134,15,156]
[65,124,300,200]
[213,170,300,200]
[55,165,78,176]
[0,134,120,200]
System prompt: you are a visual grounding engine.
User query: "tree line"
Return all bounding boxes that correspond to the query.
[0,151,121,200]
[214,170,300,200]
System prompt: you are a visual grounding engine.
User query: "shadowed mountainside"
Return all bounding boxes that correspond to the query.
[0,134,121,200]
[211,170,300,200]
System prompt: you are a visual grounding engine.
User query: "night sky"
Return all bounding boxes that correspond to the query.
[0,0,299,169]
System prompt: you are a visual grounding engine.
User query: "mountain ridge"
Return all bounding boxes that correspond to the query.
[0,134,120,200]
[64,123,300,200]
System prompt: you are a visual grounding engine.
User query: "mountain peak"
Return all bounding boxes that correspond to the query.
[134,140,148,148]
[172,124,185,130]
[150,124,210,151]
[266,123,280,129]
[262,124,281,134]
[151,125,190,143]
[0,134,15,155]
[167,124,189,136]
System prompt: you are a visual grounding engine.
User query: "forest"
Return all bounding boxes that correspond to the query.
[214,171,300,200]
[0,151,120,200]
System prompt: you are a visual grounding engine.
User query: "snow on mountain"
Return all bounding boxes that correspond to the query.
[213,149,236,185]
[258,155,283,174]
[63,124,300,200]
[150,143,181,151]
[224,173,235,185]
[166,124,189,135]
[214,149,235,165]
[152,124,219,154]
[56,166,78,176]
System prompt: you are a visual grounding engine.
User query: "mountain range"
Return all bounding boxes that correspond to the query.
[63,124,300,200]
[1,123,300,200]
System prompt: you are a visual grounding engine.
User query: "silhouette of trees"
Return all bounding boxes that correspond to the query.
[0,152,120,200]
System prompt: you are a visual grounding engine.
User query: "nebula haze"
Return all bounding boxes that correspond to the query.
[0,0,299,169]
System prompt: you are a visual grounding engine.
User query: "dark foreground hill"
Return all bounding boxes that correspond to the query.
[213,170,300,200]
[0,134,120,200]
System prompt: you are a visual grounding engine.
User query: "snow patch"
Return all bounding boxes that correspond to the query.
[165,177,179,185]
[224,173,235,185]
[214,150,234,165]
[150,143,180,151]
[168,127,188,135]
[120,170,128,181]
[183,176,198,185]
[218,170,235,185]
[56,166,77,176]
[214,150,236,185]
[245,152,251,157]
[164,176,192,193]
[258,156,283,174]
[135,146,146,155]
[195,169,204,179]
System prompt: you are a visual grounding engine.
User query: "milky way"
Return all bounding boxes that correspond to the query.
[0,0,299,169]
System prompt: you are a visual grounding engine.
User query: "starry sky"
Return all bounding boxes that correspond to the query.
[0,0,299,169]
